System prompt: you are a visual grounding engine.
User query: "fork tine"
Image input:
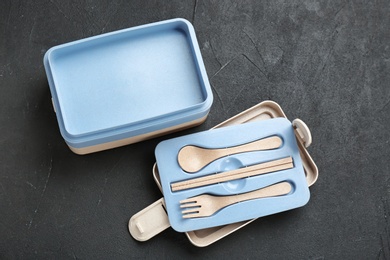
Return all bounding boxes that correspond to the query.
[182,213,199,219]
[179,197,198,204]
[181,208,200,215]
[179,201,199,208]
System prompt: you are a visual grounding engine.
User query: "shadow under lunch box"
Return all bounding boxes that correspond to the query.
[43,18,213,154]
[129,100,318,247]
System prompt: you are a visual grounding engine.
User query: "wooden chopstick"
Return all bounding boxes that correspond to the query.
[171,157,293,192]
[172,163,293,192]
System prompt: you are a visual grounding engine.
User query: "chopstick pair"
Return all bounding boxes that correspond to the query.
[171,157,293,192]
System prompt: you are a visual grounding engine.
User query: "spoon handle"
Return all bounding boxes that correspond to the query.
[215,136,282,156]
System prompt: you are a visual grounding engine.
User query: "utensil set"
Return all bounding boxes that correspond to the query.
[174,135,294,219]
[130,105,315,242]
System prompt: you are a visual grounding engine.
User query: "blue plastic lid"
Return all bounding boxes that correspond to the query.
[44,18,213,148]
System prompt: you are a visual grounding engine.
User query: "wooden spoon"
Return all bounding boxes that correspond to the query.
[178,136,283,173]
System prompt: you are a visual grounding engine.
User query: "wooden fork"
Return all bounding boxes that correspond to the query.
[180,182,292,218]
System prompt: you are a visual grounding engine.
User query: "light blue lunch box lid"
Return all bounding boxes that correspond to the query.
[43,18,213,152]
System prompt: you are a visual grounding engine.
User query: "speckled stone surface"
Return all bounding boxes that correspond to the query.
[1,1,389,258]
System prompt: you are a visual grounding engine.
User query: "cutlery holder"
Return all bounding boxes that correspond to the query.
[129,100,318,246]
[155,117,309,232]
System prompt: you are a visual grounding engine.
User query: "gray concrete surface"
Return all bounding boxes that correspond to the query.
[1,1,389,258]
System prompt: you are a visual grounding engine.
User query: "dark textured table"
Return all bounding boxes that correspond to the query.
[1,1,389,258]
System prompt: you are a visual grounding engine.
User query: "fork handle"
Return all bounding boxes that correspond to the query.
[225,182,292,206]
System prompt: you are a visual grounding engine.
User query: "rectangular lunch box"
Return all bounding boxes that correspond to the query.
[43,19,213,154]
[129,100,318,247]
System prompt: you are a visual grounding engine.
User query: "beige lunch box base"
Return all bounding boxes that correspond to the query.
[129,100,318,247]
[67,115,208,155]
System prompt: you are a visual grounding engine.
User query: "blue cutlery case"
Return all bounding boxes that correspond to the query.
[155,118,310,232]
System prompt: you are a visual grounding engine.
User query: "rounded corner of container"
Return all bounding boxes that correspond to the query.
[67,145,87,155]
[302,189,311,206]
[43,46,58,66]
[198,77,213,112]
[63,129,83,144]
[173,18,193,27]
[198,97,213,118]
[261,100,280,107]
[186,234,211,247]
[57,124,86,149]
[43,51,50,66]
[154,140,168,156]
[170,18,195,34]
[168,222,186,234]
[205,90,214,109]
